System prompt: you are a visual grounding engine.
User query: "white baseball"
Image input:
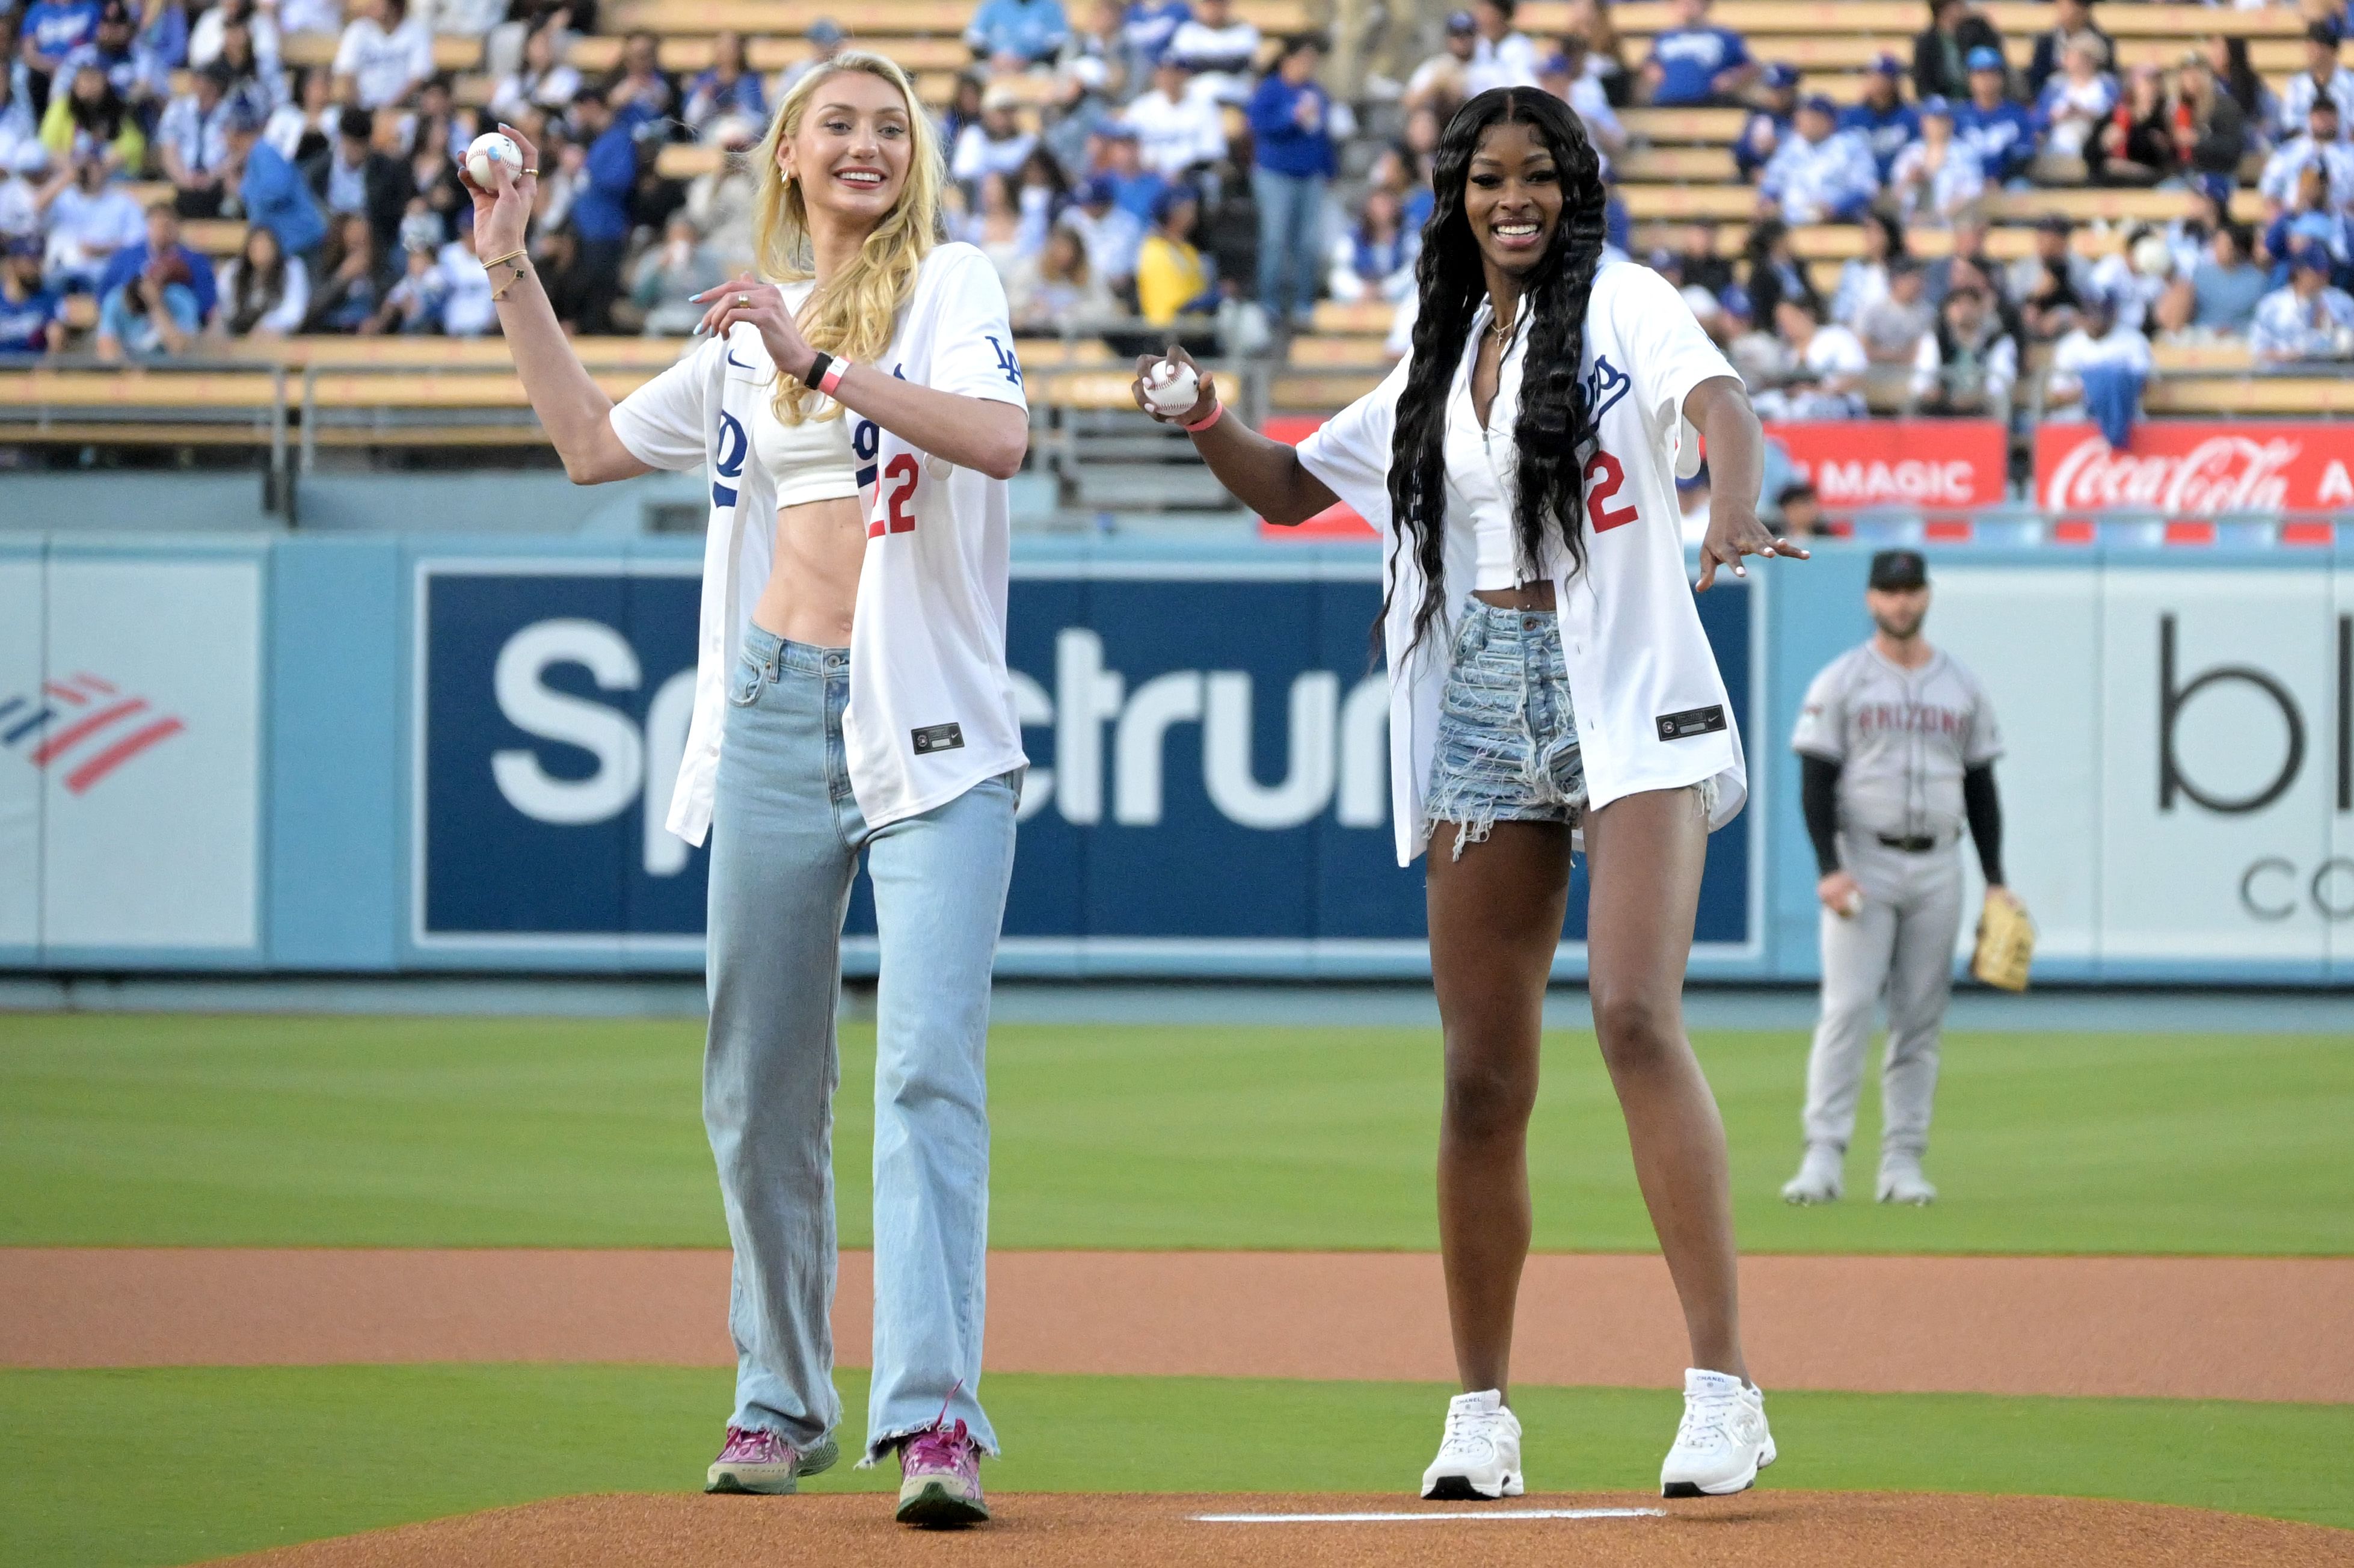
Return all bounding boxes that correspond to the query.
[1142,358,1201,417]
[466,132,524,189]
[1842,888,1865,917]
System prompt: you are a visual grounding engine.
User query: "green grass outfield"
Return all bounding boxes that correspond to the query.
[4,1366,2350,1567]
[2,1013,2348,1254]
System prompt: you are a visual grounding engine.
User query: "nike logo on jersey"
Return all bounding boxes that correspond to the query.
[1658,705,1727,740]
[725,349,758,371]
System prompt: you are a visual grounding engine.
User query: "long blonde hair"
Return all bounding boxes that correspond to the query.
[751,51,945,424]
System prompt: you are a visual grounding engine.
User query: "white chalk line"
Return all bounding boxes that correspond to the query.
[1192,1507,1667,1524]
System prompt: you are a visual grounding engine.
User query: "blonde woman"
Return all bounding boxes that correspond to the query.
[461,52,1030,1530]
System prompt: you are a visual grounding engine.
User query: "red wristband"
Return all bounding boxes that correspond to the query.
[817,355,850,396]
[1182,400,1225,434]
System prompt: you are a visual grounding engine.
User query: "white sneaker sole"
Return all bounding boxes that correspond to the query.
[1662,1434,1777,1499]
[1781,1180,1840,1205]
[1422,1469,1525,1501]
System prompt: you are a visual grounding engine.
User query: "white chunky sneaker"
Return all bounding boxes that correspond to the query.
[1781,1143,1843,1205]
[1660,1369,1776,1498]
[1419,1389,1524,1500]
[1878,1157,1938,1205]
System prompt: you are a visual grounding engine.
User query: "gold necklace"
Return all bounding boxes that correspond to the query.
[1488,306,1519,343]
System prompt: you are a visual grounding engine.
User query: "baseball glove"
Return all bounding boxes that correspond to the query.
[1971,894,2035,992]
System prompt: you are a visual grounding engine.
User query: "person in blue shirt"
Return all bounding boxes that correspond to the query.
[1733,61,1798,182]
[568,87,639,333]
[1248,32,1336,327]
[1093,123,1166,221]
[964,0,1072,69]
[1641,0,1754,108]
[1840,54,1920,180]
[0,235,64,354]
[1123,0,1193,67]
[17,0,103,115]
[1953,45,2036,185]
[95,201,220,324]
[226,107,326,262]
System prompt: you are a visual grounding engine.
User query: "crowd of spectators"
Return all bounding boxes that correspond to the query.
[0,0,2350,402]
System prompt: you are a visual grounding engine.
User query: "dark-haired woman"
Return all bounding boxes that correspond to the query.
[1131,86,1801,1502]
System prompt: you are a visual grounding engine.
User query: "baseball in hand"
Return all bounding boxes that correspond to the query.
[466,132,524,188]
[1142,357,1201,417]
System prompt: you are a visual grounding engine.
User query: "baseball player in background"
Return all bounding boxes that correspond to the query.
[1782,549,2012,1207]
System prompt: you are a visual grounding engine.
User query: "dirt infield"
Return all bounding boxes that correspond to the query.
[7,1248,2352,1401]
[200,1491,2354,1568]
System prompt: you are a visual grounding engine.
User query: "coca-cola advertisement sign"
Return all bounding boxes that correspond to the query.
[2036,423,2354,515]
[1772,420,2008,509]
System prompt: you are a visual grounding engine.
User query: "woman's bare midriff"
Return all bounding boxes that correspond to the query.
[1473,580,1556,612]
[750,496,866,647]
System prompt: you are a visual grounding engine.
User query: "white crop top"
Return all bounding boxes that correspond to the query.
[751,392,861,508]
[1441,312,1531,591]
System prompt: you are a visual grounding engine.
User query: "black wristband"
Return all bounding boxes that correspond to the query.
[804,350,832,389]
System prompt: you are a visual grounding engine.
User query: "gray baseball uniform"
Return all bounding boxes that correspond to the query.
[1790,644,2003,1162]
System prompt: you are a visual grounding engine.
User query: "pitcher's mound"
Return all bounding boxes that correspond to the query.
[204,1490,2350,1567]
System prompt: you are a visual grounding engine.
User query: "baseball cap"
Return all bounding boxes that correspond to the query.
[2290,241,2334,274]
[1761,62,1800,90]
[1100,121,1139,141]
[1776,478,1818,508]
[4,233,41,259]
[1868,52,1902,76]
[1077,173,1115,205]
[2036,212,2073,235]
[1869,550,1928,591]
[1446,9,1476,32]
[1965,45,2004,72]
[1918,93,1952,118]
[1716,282,1751,320]
[2307,20,2343,47]
[224,103,265,135]
[1152,181,1199,223]
[1539,51,1569,76]
[1799,93,1836,117]
[982,81,1022,111]
[808,17,846,45]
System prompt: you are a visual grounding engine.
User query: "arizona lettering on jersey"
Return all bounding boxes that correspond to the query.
[1792,645,2002,843]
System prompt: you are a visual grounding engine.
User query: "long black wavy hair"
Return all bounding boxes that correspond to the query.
[1381,87,1609,656]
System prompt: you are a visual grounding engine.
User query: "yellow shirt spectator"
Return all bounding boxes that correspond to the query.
[1137,233,1208,325]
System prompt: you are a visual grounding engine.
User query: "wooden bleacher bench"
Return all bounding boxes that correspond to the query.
[1617,146,1736,182]
[0,366,284,446]
[565,33,971,73]
[2144,376,2354,416]
[280,32,481,70]
[2149,341,2257,375]
[1582,2,2300,38]
[1619,108,1745,146]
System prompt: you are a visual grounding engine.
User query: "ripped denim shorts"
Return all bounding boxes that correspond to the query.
[1425,598,1587,859]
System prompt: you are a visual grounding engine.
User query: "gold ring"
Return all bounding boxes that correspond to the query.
[522,165,538,176]
[736,294,751,308]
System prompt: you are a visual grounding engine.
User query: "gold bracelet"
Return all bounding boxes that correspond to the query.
[481,247,529,272]
[490,260,533,302]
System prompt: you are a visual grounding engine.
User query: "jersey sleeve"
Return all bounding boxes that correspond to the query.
[1605,263,1739,478]
[608,339,713,472]
[1790,660,1848,760]
[1961,671,2004,766]
[926,248,1030,410]
[1294,355,1410,531]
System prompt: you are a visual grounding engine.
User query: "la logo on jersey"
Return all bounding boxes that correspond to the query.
[985,334,1022,387]
[1585,354,1630,425]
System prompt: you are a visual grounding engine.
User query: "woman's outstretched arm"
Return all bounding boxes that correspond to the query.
[1128,348,1341,525]
[1686,374,1806,591]
[461,124,650,485]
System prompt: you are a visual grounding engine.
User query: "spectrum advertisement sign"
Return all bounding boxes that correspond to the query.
[411,558,1759,972]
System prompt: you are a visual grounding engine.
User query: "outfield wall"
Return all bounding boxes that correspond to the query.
[0,529,2340,983]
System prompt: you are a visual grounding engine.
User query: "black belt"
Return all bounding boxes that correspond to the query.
[1877,834,1939,853]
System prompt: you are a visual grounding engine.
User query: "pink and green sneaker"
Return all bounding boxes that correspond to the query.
[704,1425,838,1495]
[894,1418,988,1527]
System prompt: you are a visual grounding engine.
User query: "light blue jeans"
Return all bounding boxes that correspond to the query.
[1253,167,1328,323]
[705,626,1018,1462]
